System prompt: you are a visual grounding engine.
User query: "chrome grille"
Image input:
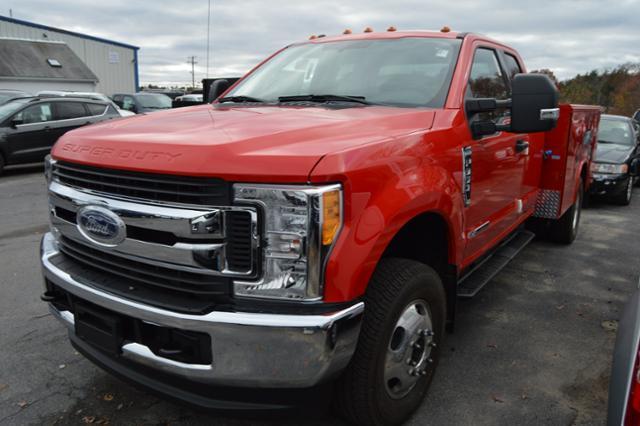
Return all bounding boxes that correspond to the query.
[48,164,260,313]
[59,236,228,295]
[52,161,230,206]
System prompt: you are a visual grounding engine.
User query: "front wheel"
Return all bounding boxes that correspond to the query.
[613,176,633,205]
[551,180,583,244]
[335,258,446,426]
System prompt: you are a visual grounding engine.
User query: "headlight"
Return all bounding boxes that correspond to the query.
[233,183,342,301]
[44,154,56,183]
[591,162,628,174]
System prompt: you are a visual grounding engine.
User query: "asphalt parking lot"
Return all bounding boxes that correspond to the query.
[1,164,639,426]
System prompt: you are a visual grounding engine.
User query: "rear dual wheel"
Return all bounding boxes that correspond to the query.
[550,181,583,244]
[335,258,446,426]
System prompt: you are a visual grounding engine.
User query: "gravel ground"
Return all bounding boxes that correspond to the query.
[0,164,638,425]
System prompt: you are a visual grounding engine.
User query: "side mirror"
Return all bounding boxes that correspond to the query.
[466,73,559,138]
[207,79,230,103]
[510,73,559,133]
[10,118,23,128]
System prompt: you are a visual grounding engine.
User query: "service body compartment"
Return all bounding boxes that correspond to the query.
[534,104,601,219]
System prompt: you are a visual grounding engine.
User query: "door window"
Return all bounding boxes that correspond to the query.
[468,48,508,99]
[56,102,89,120]
[86,103,107,116]
[122,96,136,111]
[502,53,522,82]
[14,103,53,124]
[467,48,510,126]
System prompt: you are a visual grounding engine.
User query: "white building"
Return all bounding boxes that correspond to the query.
[0,15,139,95]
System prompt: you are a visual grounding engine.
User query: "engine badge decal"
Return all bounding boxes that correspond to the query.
[462,146,472,207]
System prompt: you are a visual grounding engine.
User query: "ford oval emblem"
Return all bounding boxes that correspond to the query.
[76,205,126,247]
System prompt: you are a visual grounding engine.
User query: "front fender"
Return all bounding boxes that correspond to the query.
[310,131,465,303]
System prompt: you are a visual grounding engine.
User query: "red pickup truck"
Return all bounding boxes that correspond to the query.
[40,29,600,425]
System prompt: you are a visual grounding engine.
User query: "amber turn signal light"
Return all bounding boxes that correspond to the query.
[322,190,341,246]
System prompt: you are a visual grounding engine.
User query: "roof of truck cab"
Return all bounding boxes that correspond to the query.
[301,30,510,48]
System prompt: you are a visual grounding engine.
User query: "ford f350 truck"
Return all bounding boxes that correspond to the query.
[39,29,600,425]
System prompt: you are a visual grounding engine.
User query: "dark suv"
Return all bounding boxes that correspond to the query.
[0,97,120,174]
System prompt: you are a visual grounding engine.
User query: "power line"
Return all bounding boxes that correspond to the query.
[186,56,198,88]
[206,0,211,78]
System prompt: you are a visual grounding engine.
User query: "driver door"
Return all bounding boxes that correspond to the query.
[462,47,528,260]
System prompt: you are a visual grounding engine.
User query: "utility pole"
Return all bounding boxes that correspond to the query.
[186,56,197,89]
[206,0,211,78]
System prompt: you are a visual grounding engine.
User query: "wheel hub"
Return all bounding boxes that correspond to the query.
[384,300,434,399]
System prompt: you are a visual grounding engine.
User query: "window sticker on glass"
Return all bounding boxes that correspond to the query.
[436,49,449,58]
[303,58,319,83]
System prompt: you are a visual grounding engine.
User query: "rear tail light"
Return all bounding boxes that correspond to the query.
[625,349,640,425]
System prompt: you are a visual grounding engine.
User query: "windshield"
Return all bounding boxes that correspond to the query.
[0,92,27,104]
[136,94,172,109]
[0,98,31,123]
[228,38,462,108]
[598,118,634,146]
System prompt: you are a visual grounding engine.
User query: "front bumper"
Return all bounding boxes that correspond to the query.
[590,173,628,196]
[41,232,363,390]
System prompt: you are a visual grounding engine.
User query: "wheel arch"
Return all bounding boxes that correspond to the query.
[380,210,459,329]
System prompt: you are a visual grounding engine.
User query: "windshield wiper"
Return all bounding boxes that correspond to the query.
[278,94,371,105]
[218,95,266,103]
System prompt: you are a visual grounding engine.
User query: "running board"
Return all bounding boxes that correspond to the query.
[457,230,535,298]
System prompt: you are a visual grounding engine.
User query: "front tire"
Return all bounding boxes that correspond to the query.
[613,176,633,206]
[335,258,446,426]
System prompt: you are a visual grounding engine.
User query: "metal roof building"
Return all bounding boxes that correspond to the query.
[0,38,99,93]
[0,15,139,95]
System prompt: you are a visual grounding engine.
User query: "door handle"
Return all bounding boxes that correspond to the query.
[515,139,529,153]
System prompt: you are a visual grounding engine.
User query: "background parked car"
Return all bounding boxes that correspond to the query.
[607,282,640,425]
[590,114,640,205]
[36,91,135,117]
[174,94,202,103]
[0,97,120,174]
[633,109,640,123]
[0,89,30,105]
[172,93,203,108]
[141,89,185,100]
[111,93,172,114]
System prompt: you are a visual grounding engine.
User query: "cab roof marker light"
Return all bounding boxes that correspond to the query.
[387,26,397,32]
[343,29,352,35]
[440,26,451,33]
[363,27,373,33]
[309,35,317,40]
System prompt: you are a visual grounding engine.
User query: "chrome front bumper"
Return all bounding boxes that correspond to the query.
[41,232,364,388]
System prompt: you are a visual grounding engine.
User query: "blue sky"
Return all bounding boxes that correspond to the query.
[4,0,640,86]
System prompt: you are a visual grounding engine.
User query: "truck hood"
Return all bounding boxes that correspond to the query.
[594,142,634,164]
[53,104,435,182]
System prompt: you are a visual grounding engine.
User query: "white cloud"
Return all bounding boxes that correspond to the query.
[5,0,640,85]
